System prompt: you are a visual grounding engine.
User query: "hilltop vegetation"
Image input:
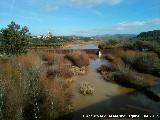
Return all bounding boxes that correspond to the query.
[137,30,160,42]
[93,34,136,40]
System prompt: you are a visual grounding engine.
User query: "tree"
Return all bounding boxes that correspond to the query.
[0,21,30,55]
[44,32,62,46]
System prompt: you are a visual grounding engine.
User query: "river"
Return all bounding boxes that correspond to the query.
[64,44,98,50]
[65,44,160,120]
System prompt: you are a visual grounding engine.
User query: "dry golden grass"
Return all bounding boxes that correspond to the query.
[80,81,95,95]
[65,51,89,67]
[16,51,42,69]
[88,54,96,60]
[41,52,54,61]
[0,50,73,119]
[0,58,24,119]
[45,67,73,79]
[105,54,115,61]
[40,72,72,119]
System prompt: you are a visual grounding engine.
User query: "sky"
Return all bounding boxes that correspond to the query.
[0,0,160,36]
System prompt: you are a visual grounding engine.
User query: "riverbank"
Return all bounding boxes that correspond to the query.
[98,40,160,101]
[59,57,160,120]
[1,42,160,120]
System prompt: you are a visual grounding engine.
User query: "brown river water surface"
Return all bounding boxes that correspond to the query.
[61,44,160,120]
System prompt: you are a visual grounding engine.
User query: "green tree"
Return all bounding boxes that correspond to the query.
[44,32,62,46]
[0,21,30,55]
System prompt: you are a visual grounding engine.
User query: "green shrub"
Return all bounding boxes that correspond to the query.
[97,64,116,74]
[121,40,135,50]
[112,67,147,89]
[0,21,30,55]
[133,40,154,51]
[121,40,159,52]
[0,80,6,120]
[133,54,155,73]
[23,68,42,120]
[99,40,119,49]
[122,53,160,76]
[154,47,160,58]
[98,63,148,89]
[152,62,160,77]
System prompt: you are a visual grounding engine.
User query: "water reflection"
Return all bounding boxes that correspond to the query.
[65,44,98,50]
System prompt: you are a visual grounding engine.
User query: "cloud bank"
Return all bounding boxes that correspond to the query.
[41,0,124,12]
[75,18,160,35]
[69,0,123,7]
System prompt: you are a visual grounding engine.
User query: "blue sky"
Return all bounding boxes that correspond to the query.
[0,0,160,36]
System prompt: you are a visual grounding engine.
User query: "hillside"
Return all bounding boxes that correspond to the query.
[137,30,160,42]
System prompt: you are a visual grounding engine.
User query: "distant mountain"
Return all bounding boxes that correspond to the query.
[93,34,136,40]
[113,34,137,38]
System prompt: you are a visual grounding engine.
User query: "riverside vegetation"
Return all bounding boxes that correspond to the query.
[0,49,91,120]
[98,30,160,92]
[0,22,92,120]
[0,21,160,119]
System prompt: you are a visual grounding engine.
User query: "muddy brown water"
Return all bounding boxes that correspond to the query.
[64,44,98,49]
[69,58,160,120]
[58,44,160,120]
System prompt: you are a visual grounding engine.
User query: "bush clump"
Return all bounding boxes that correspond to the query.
[65,51,89,68]
[46,67,74,79]
[98,39,119,49]
[112,70,147,90]
[98,63,149,89]
[41,79,73,119]
[121,40,156,51]
[105,54,115,61]
[122,53,160,76]
[97,64,116,74]
[41,52,55,65]
[80,82,95,95]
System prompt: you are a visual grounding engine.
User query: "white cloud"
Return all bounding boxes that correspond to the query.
[113,21,146,30]
[44,4,59,12]
[10,0,16,11]
[69,0,123,7]
[31,0,124,12]
[75,18,160,35]
[149,18,160,25]
[92,9,103,16]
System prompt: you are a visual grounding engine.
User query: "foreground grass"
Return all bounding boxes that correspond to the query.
[0,53,68,120]
[0,50,91,120]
